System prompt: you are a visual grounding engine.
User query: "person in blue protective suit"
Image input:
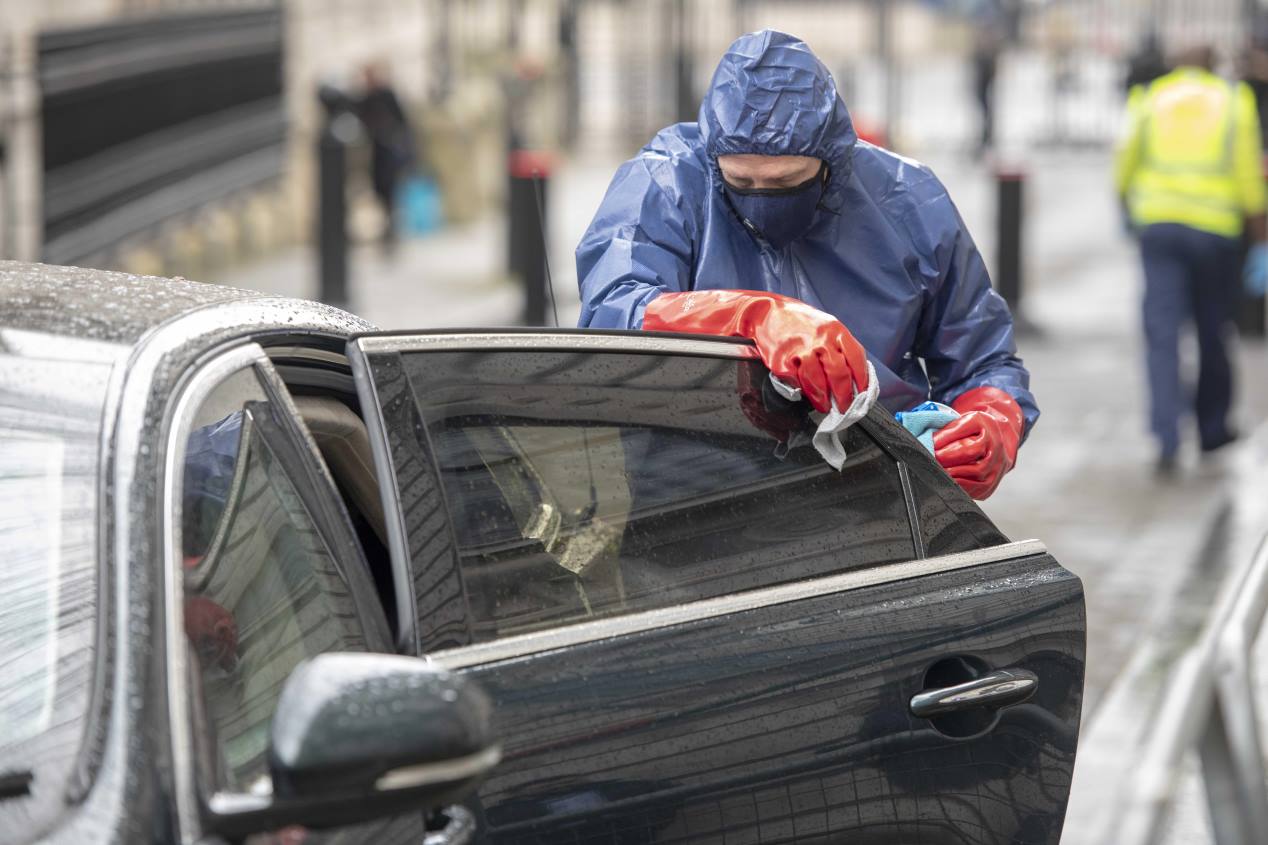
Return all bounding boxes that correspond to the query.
[575,30,1035,500]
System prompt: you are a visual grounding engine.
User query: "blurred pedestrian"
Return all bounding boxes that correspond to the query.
[356,63,414,252]
[503,56,546,153]
[1115,45,1267,473]
[972,21,1003,156]
[1124,31,1167,92]
[577,31,1034,501]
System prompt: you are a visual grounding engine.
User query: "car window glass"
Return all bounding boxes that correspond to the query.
[364,348,915,644]
[906,458,1009,556]
[179,369,373,796]
[1,431,69,748]
[0,350,111,818]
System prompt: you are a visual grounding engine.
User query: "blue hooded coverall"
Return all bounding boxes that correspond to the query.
[576,30,1038,433]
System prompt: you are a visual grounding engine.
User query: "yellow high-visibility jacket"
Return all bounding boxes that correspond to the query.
[1115,66,1266,238]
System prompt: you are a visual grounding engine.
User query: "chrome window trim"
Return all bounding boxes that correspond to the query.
[433,539,1048,671]
[348,343,422,654]
[160,342,269,844]
[356,331,757,358]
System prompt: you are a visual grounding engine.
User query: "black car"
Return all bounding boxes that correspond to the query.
[0,262,1085,844]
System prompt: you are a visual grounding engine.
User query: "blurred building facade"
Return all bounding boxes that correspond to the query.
[0,0,1264,278]
[1,0,284,269]
[582,0,1257,154]
[0,0,444,274]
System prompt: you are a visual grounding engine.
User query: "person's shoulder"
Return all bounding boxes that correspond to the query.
[644,121,705,156]
[851,142,951,214]
[630,123,711,191]
[850,143,969,268]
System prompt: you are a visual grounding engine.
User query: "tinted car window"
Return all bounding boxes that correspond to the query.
[363,347,915,643]
[908,458,1011,556]
[0,336,116,829]
[180,372,375,795]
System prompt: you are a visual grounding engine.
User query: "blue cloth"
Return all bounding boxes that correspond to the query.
[1139,223,1239,455]
[575,30,1037,435]
[1244,242,1268,296]
[895,401,960,453]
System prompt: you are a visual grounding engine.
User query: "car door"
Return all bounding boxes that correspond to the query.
[163,344,437,844]
[349,331,1086,845]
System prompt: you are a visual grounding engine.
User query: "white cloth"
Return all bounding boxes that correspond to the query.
[770,361,879,470]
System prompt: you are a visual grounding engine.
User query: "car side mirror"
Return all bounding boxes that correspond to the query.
[210,653,498,838]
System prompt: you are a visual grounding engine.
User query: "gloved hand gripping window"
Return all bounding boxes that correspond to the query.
[644,290,868,411]
[766,364,878,470]
[894,390,1024,500]
[644,290,875,469]
[931,386,1025,500]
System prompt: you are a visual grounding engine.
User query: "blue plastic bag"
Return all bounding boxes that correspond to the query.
[397,174,443,235]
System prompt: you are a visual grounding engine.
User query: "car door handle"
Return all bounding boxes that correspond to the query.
[909,668,1038,718]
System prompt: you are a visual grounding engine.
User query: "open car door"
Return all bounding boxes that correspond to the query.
[348,330,1086,845]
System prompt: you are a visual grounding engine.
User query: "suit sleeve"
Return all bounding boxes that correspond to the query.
[575,156,697,329]
[911,193,1040,439]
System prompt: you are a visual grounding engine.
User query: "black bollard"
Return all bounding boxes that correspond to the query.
[317,85,355,310]
[508,150,552,326]
[1236,282,1266,338]
[559,0,580,149]
[673,0,695,124]
[995,167,1035,334]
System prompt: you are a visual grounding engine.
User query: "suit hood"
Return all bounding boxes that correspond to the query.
[699,30,857,212]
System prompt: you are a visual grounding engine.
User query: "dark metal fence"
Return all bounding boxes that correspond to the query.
[38,6,285,266]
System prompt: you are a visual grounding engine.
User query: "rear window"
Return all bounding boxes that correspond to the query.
[0,335,115,826]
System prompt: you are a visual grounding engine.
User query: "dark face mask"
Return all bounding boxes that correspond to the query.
[723,161,828,249]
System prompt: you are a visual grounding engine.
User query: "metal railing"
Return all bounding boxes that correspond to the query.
[1112,533,1268,845]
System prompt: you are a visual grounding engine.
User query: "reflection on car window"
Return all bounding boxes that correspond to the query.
[182,410,246,564]
[179,372,370,795]
[1,433,71,749]
[0,348,112,822]
[386,350,915,642]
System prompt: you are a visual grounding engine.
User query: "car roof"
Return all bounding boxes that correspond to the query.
[0,260,264,347]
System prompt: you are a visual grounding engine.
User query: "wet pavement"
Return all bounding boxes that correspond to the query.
[931,152,1268,843]
[217,147,1268,843]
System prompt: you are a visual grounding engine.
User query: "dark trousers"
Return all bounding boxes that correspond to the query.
[1139,223,1240,455]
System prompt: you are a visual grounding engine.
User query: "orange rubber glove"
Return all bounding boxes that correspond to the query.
[643,290,868,413]
[932,386,1025,500]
